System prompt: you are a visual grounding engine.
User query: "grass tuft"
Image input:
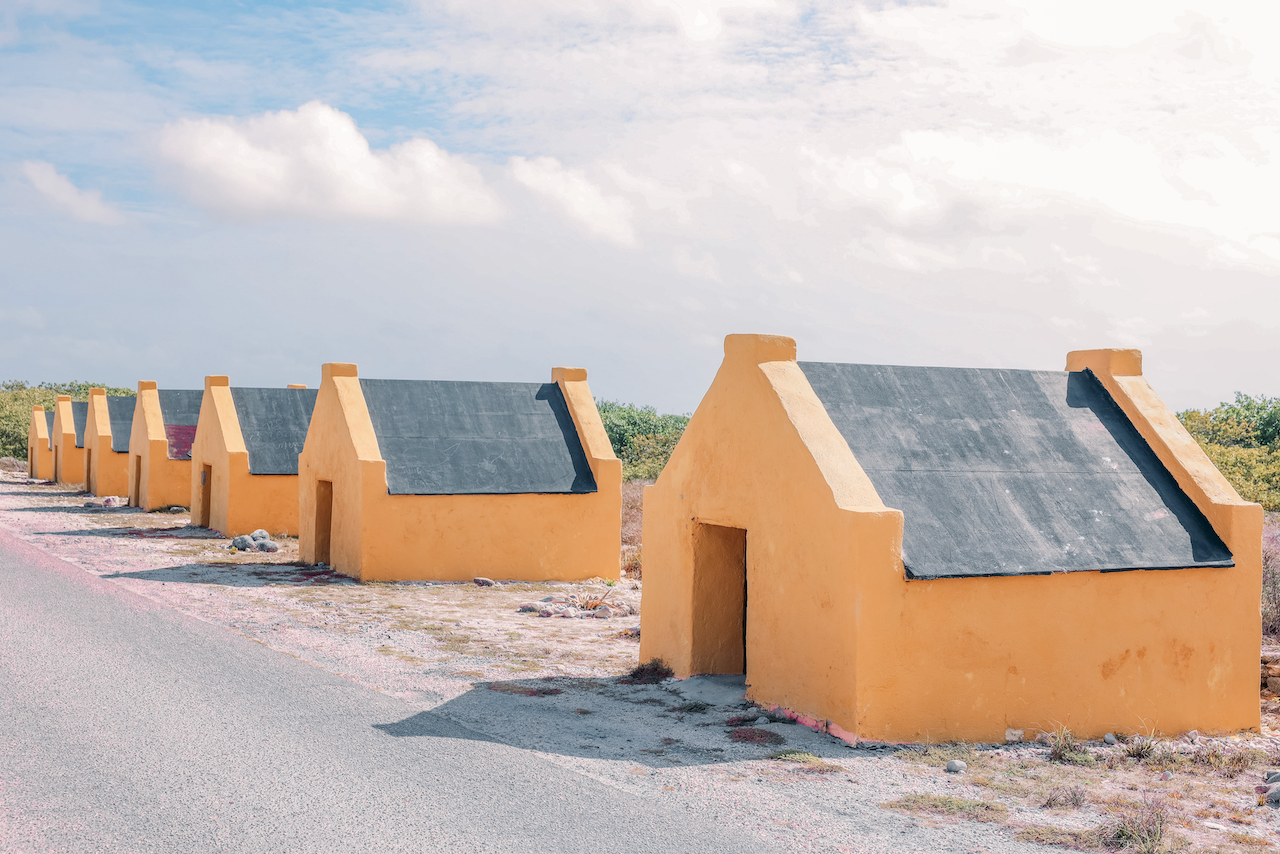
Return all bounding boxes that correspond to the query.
[768,750,841,772]
[1041,785,1088,809]
[1093,796,1171,853]
[1048,726,1095,766]
[882,793,1008,823]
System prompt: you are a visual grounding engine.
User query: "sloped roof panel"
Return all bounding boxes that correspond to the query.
[798,362,1233,579]
[359,378,597,495]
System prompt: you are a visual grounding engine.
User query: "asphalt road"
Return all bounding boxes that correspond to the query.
[0,530,784,854]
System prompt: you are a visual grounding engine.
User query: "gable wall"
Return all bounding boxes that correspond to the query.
[52,396,85,485]
[641,335,900,739]
[28,407,51,479]
[128,382,191,510]
[84,389,129,497]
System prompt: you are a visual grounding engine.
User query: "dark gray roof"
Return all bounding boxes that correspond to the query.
[359,378,597,495]
[229,387,318,476]
[70,401,87,449]
[43,411,54,450]
[157,390,202,426]
[798,362,1233,580]
[106,396,134,454]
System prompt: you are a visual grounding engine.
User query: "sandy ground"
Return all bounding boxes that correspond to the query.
[3,471,1280,852]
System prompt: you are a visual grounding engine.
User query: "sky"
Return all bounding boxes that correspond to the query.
[3,0,1279,414]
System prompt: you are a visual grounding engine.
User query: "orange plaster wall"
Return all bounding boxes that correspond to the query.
[127,382,191,510]
[642,336,1263,744]
[190,376,305,537]
[27,407,52,479]
[52,396,85,486]
[84,389,130,497]
[299,363,622,582]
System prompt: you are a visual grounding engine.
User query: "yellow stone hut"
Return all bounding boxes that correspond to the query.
[84,388,135,497]
[641,335,1261,744]
[298,363,621,582]
[190,376,317,537]
[27,406,53,480]
[127,382,202,510]
[52,395,88,486]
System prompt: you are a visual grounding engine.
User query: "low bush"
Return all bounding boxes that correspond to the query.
[0,380,134,459]
[596,400,689,481]
[619,658,674,685]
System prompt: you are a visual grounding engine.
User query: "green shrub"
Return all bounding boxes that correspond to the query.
[1179,392,1280,510]
[0,381,134,460]
[596,400,689,481]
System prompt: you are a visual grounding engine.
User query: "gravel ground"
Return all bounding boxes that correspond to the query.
[3,471,1280,852]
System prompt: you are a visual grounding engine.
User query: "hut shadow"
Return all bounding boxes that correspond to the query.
[102,562,356,588]
[371,676,857,769]
[6,503,139,515]
[33,525,211,539]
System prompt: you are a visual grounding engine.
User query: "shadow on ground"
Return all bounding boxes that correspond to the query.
[33,525,217,539]
[372,674,882,769]
[101,562,356,587]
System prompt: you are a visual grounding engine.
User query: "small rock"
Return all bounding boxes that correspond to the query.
[83,501,97,507]
[316,562,326,568]
[945,760,967,774]
[1104,733,1118,746]
[165,506,185,514]
[1182,730,1199,744]
[1268,785,1280,807]
[593,606,613,619]
[474,577,496,587]
[102,496,123,507]
[756,716,770,725]
[255,539,280,553]
[1159,771,1173,781]
[1005,727,1024,744]
[231,535,255,550]
[1266,770,1280,784]
[559,608,579,618]
[518,603,540,613]
[250,529,270,541]
[539,608,555,618]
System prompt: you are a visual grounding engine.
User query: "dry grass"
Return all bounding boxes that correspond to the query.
[619,658,673,684]
[1094,796,1175,853]
[1049,726,1096,766]
[1042,785,1088,809]
[882,793,1009,823]
[620,479,648,579]
[768,750,843,773]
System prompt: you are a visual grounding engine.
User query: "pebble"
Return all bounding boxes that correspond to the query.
[255,540,280,553]
[945,760,966,774]
[1268,785,1280,807]
[593,607,612,619]
[231,535,255,550]
[473,577,496,587]
[1159,771,1173,781]
[250,529,270,541]
[1265,770,1280,784]
[518,603,540,613]
[1104,733,1118,745]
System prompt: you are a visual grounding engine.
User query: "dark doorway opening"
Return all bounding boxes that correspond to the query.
[85,449,93,492]
[690,522,747,675]
[198,465,213,528]
[314,480,333,566]
[131,457,142,507]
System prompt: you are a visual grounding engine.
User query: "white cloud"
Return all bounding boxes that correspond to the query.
[21,160,123,225]
[157,101,503,224]
[510,156,635,245]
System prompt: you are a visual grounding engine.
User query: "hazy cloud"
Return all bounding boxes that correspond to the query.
[511,156,635,246]
[21,160,123,225]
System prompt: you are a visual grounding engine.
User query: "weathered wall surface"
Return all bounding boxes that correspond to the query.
[642,336,1262,743]
[190,377,305,537]
[85,389,130,497]
[299,364,622,582]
